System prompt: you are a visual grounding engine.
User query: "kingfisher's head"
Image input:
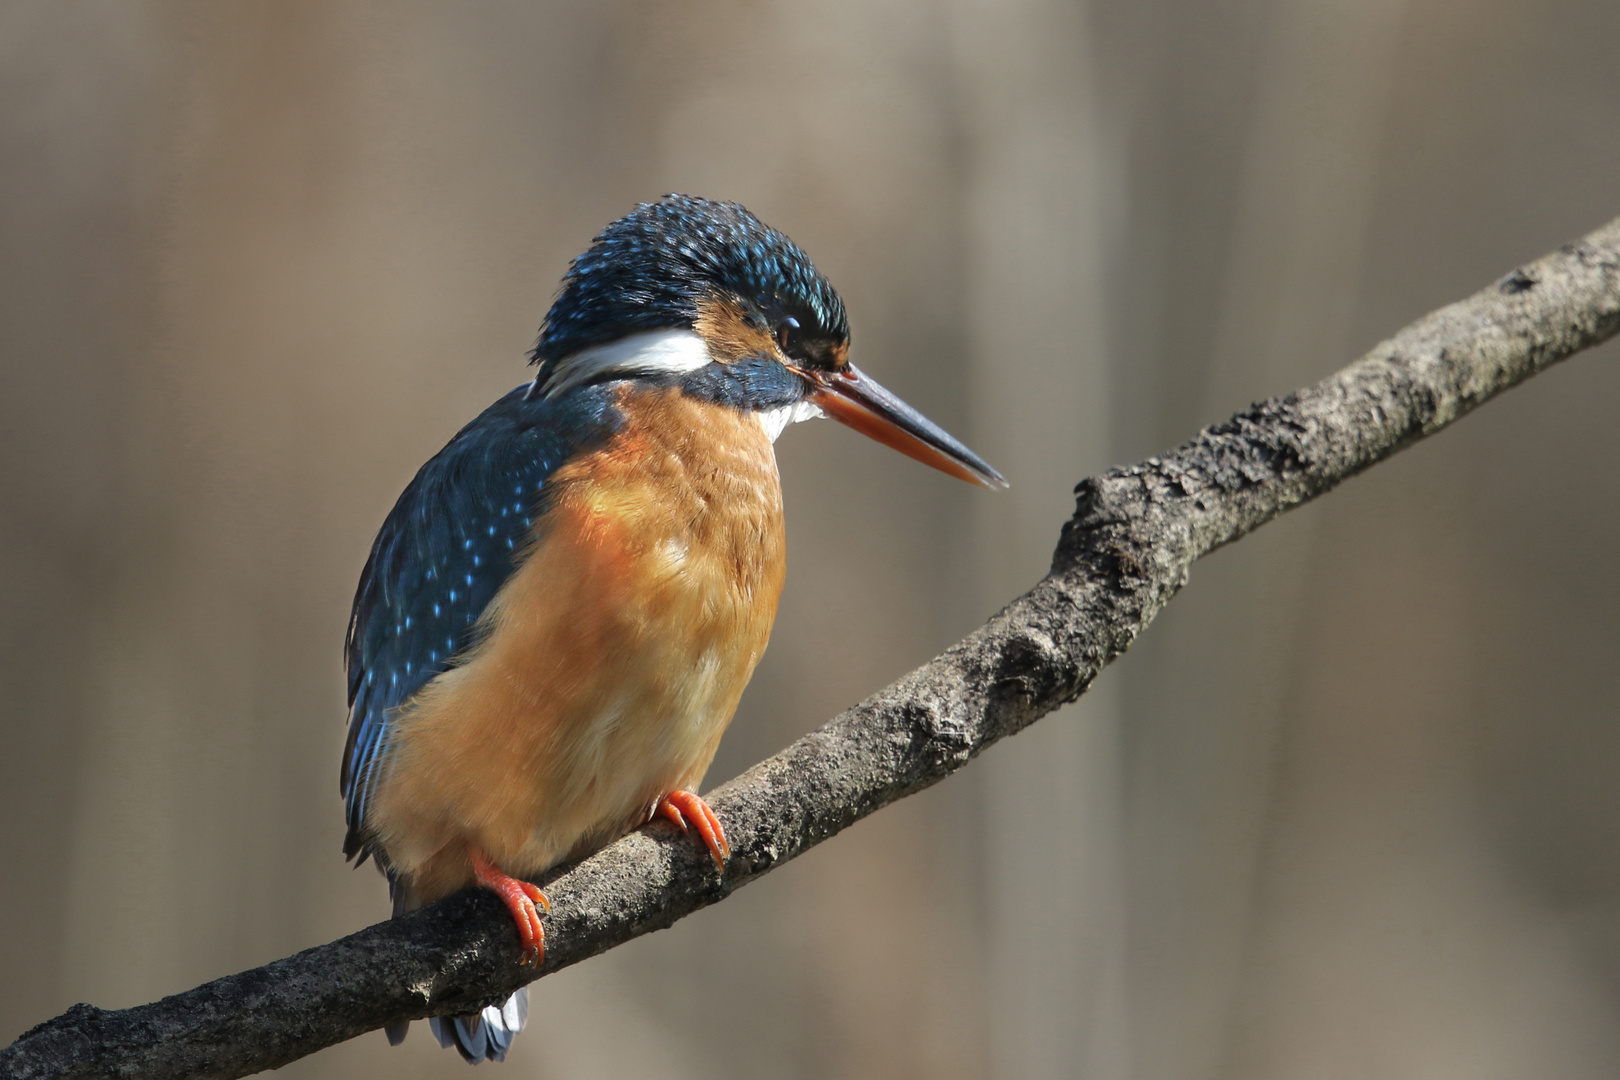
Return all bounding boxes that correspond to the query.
[531,194,1005,489]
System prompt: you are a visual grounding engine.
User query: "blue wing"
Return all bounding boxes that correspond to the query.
[341,382,620,864]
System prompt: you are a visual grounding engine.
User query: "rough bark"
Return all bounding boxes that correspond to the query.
[4,219,1619,1080]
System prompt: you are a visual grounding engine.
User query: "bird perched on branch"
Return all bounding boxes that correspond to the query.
[340,194,1005,1062]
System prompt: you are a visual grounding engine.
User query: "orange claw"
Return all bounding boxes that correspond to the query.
[655,790,730,871]
[471,849,549,966]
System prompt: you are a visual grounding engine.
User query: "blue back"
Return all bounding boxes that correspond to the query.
[341,383,621,864]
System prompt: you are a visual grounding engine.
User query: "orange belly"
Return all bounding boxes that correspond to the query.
[369,386,786,901]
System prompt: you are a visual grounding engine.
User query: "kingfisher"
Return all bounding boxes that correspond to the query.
[340,194,1005,1062]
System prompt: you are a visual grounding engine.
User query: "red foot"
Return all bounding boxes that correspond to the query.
[655,790,730,871]
[471,849,549,966]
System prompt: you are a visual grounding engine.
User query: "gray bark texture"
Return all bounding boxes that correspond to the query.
[4,218,1619,1080]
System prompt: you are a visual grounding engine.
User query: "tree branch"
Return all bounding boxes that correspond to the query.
[6,220,1619,1080]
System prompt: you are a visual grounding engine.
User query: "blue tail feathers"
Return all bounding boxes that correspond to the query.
[384,879,530,1063]
[428,988,530,1064]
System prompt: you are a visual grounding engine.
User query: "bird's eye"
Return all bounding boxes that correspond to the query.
[777,316,802,357]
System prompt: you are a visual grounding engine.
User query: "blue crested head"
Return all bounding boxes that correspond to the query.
[532,195,849,376]
[522,194,1006,490]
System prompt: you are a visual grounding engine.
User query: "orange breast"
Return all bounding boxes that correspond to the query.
[370,386,786,900]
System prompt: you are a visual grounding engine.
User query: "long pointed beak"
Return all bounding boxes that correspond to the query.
[806,363,1008,489]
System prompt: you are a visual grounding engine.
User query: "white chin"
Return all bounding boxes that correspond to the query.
[758,400,825,443]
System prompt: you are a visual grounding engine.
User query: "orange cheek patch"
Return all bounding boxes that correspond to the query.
[693,293,778,365]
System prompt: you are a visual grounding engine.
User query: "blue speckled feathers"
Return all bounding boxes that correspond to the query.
[341,385,621,862]
[534,195,848,381]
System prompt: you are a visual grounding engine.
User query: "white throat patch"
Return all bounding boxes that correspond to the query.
[541,329,713,398]
[758,400,825,442]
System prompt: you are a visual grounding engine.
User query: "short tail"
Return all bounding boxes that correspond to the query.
[429,989,529,1063]
[382,876,532,1062]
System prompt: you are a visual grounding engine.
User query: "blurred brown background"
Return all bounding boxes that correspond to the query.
[3,2,1620,1077]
